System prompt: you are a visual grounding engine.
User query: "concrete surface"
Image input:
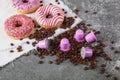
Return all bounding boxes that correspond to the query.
[0,0,120,80]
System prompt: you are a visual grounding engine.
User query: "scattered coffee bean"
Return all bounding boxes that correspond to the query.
[62,9,65,11]
[100,67,105,74]
[39,61,44,64]
[57,2,60,4]
[10,43,14,46]
[87,24,92,26]
[65,11,67,14]
[40,1,42,3]
[10,50,14,53]
[85,10,89,13]
[113,76,118,80]
[55,0,58,2]
[20,38,23,40]
[26,41,30,44]
[84,67,89,70]
[17,46,23,52]
[110,47,115,50]
[111,41,115,44]
[93,11,97,14]
[49,3,52,5]
[101,64,106,67]
[73,9,80,14]
[74,16,77,18]
[114,50,120,54]
[115,66,120,70]
[95,31,100,35]
[48,61,53,64]
[24,53,29,56]
[32,41,37,47]
[105,74,111,78]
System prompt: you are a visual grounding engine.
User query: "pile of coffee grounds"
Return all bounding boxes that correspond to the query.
[35,22,111,68]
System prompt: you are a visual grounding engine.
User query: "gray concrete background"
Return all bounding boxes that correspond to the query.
[0,0,120,80]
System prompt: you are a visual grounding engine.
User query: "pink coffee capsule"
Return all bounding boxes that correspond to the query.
[74,29,85,42]
[81,47,93,59]
[60,38,71,52]
[85,31,97,43]
[37,38,49,49]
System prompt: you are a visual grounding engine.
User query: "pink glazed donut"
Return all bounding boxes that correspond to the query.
[35,5,65,29]
[4,15,34,39]
[12,0,41,14]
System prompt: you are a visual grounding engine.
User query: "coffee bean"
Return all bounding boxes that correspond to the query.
[10,50,14,53]
[26,41,30,44]
[39,61,44,64]
[17,45,23,52]
[48,61,53,64]
[115,66,120,70]
[85,10,89,13]
[93,12,97,14]
[113,77,118,80]
[10,43,14,46]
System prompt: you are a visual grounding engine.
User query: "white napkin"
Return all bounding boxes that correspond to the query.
[0,0,82,67]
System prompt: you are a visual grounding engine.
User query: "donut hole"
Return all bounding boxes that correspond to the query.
[15,21,22,27]
[46,14,53,18]
[22,0,28,3]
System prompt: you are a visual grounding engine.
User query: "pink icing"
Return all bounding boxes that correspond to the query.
[12,0,40,11]
[35,5,65,28]
[4,15,34,39]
